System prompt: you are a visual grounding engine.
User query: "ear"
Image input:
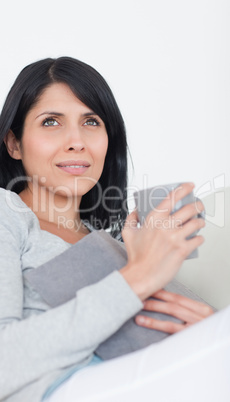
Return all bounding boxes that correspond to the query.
[4,130,22,160]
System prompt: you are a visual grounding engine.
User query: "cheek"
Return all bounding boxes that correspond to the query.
[19,137,56,179]
[95,135,108,163]
[21,136,56,163]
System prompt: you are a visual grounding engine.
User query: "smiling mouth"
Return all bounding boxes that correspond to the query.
[56,161,90,175]
[56,160,90,167]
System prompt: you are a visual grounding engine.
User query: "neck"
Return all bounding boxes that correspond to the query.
[19,185,82,231]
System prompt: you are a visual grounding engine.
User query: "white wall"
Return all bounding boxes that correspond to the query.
[0,0,229,206]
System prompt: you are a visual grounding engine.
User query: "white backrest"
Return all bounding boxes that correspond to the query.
[176,187,230,310]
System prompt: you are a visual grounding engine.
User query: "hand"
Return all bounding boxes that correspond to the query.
[120,182,205,301]
[135,289,214,333]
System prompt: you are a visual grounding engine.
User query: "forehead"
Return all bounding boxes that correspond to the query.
[38,82,83,106]
[29,82,88,115]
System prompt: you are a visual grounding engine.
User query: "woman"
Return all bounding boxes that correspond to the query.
[0,57,228,402]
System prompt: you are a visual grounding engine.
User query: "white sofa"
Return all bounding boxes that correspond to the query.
[176,187,230,310]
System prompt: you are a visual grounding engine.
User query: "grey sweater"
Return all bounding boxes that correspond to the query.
[0,188,143,402]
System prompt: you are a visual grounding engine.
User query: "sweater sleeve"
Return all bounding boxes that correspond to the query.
[0,193,143,400]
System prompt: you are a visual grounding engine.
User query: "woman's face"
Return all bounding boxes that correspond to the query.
[17,82,108,199]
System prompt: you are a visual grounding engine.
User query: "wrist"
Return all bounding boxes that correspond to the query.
[120,263,149,302]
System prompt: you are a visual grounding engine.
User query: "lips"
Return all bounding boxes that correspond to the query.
[56,160,90,175]
[57,160,90,168]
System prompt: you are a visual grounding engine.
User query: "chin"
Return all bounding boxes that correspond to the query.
[55,183,98,198]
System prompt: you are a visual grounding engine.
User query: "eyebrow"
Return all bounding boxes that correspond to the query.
[35,111,98,119]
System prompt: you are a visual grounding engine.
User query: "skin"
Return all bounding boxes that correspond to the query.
[135,289,213,333]
[5,83,108,243]
[5,82,213,333]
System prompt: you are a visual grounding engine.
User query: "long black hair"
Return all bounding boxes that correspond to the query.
[0,57,128,237]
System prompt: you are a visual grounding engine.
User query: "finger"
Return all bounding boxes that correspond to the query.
[185,231,205,253]
[163,232,205,262]
[152,290,214,318]
[172,200,205,226]
[146,182,195,221]
[179,218,205,240]
[143,299,203,324]
[135,315,188,334]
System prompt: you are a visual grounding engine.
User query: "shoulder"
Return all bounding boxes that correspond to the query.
[0,188,37,239]
[0,188,33,216]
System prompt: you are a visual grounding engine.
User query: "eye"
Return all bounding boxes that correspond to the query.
[83,118,100,126]
[42,117,59,127]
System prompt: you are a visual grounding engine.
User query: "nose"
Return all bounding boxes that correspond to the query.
[67,143,85,152]
[64,127,85,153]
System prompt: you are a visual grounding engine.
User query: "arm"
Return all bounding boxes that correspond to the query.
[0,183,204,398]
[0,225,142,400]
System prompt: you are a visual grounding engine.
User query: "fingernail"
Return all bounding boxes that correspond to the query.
[136,316,146,324]
[200,219,206,227]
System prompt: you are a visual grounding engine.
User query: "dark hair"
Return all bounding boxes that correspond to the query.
[0,57,128,237]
